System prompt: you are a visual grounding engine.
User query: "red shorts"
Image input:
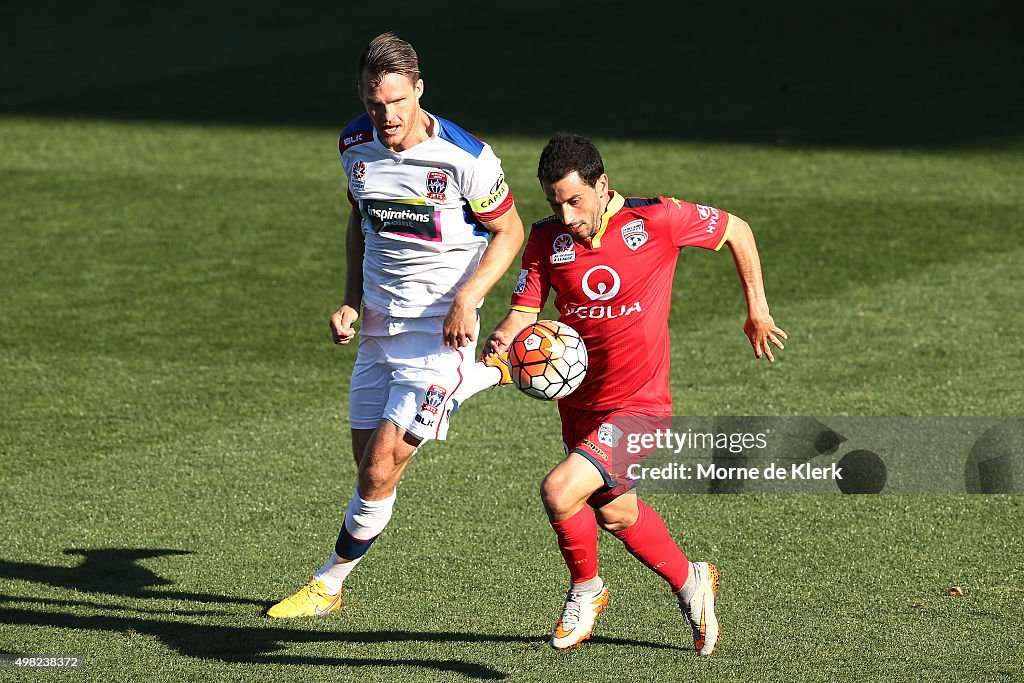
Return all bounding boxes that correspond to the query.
[558,404,672,508]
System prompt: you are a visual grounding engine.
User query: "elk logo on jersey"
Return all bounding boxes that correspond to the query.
[426,171,449,201]
[621,219,648,251]
[421,384,447,415]
[551,233,576,264]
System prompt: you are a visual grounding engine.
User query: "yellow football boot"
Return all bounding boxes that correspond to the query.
[266,578,342,619]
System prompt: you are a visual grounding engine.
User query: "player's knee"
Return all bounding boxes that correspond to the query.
[360,459,398,496]
[540,471,575,518]
[595,507,637,533]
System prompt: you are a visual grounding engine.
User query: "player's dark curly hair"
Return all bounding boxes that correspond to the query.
[358,32,420,90]
[537,132,605,188]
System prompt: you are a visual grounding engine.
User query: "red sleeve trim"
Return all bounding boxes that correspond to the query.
[473,191,515,223]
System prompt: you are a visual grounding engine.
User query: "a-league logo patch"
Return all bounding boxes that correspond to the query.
[426,171,448,201]
[350,160,366,192]
[551,233,576,264]
[421,384,447,415]
[621,219,648,251]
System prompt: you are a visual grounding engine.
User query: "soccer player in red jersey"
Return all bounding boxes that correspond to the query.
[484,133,787,654]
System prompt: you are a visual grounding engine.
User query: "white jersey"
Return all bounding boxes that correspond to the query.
[340,112,514,320]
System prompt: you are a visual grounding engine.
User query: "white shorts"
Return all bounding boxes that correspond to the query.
[348,326,477,442]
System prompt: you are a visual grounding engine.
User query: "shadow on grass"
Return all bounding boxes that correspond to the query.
[0,602,685,679]
[0,549,685,679]
[0,604,507,679]
[0,548,264,606]
[2,0,1021,149]
[0,594,223,617]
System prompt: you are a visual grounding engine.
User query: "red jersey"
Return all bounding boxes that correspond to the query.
[509,191,730,412]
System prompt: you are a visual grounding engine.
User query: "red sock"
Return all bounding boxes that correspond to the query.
[550,506,599,583]
[611,500,689,592]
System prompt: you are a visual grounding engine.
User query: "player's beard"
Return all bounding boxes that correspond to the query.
[379,103,425,151]
[379,119,408,149]
[568,208,603,241]
[584,207,603,239]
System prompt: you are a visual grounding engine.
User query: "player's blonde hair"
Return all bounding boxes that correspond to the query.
[358,32,421,90]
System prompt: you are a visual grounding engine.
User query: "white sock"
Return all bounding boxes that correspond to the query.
[571,575,604,594]
[451,362,501,402]
[342,488,397,541]
[314,552,360,594]
[676,561,698,603]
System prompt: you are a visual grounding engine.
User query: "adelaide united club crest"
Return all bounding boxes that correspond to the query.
[620,219,648,251]
[426,170,449,201]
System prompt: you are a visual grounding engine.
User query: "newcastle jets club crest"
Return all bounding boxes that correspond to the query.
[421,384,447,415]
[621,219,648,251]
[426,171,448,201]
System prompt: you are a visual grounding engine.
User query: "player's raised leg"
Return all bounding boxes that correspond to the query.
[541,452,610,649]
[450,347,513,408]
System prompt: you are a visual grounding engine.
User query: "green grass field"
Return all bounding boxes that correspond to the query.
[2,2,1023,681]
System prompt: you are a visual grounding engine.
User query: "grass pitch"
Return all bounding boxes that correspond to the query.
[2,2,1023,681]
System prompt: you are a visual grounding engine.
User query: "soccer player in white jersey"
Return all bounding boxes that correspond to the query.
[267,32,523,618]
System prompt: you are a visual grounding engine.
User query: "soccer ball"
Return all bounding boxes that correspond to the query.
[508,320,588,400]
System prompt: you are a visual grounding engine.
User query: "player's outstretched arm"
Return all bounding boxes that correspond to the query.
[330,210,364,345]
[724,215,788,362]
[483,308,539,359]
[443,205,526,348]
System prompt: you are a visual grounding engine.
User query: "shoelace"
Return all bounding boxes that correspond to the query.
[560,591,584,628]
[308,580,333,599]
[561,583,603,629]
